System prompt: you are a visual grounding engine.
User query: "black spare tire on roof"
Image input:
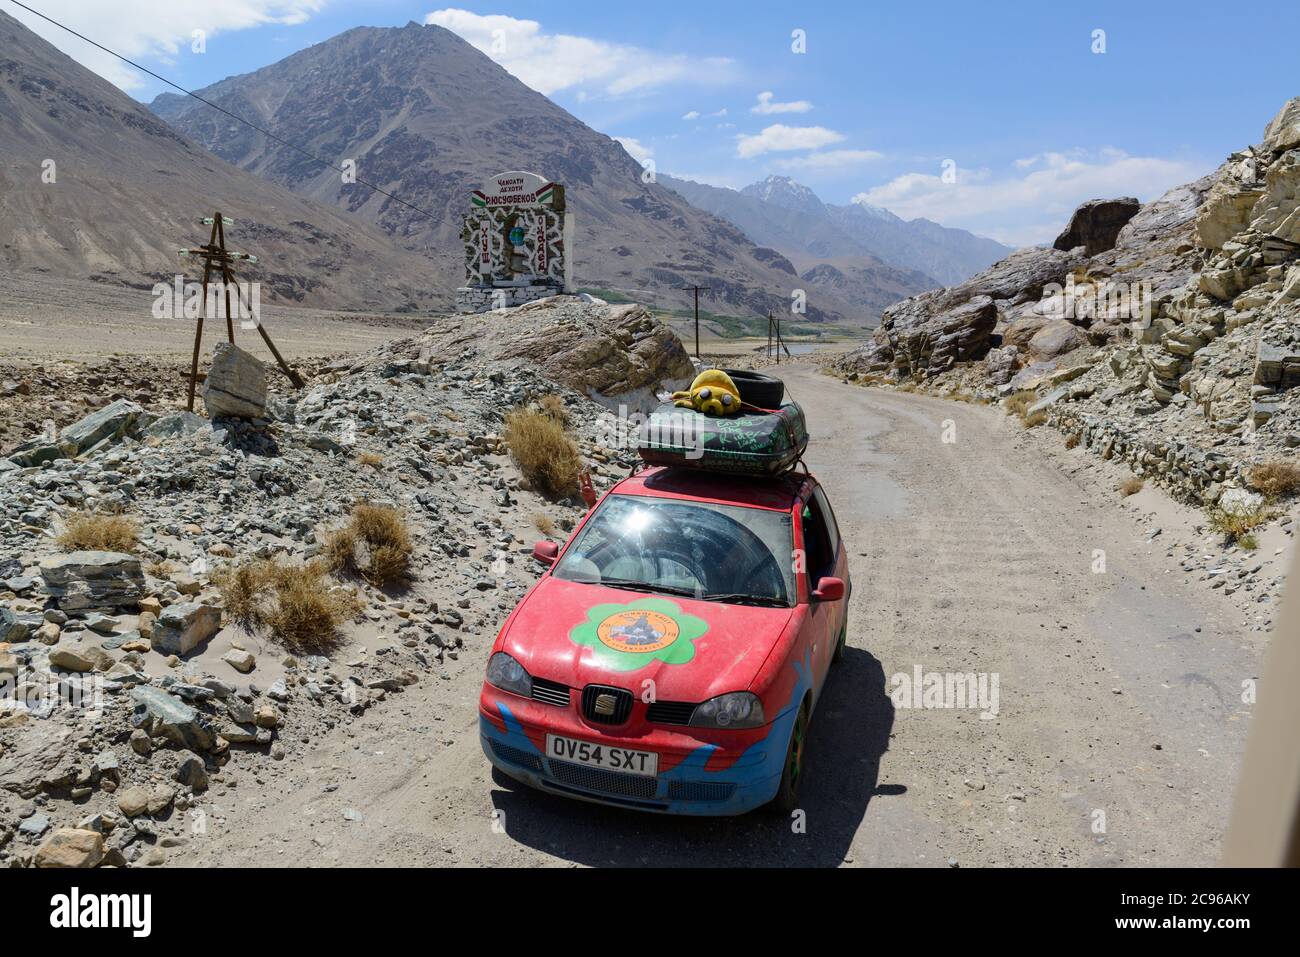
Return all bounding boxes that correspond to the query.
[720,368,784,408]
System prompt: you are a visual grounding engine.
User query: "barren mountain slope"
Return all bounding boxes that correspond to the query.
[0,11,440,312]
[149,21,862,324]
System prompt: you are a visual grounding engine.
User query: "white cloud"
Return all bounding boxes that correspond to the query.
[773,148,883,171]
[6,1,325,92]
[682,110,701,121]
[751,91,813,115]
[736,124,844,158]
[426,9,736,97]
[615,136,653,163]
[854,149,1205,246]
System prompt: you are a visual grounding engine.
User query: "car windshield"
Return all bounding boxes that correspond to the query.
[552,493,795,606]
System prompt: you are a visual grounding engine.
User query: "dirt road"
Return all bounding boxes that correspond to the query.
[177,364,1268,867]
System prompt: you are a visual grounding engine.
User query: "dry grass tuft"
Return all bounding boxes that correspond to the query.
[58,511,139,553]
[357,451,384,469]
[1119,476,1144,497]
[1064,433,1081,450]
[1022,410,1048,428]
[537,394,571,426]
[324,503,414,588]
[1248,460,1300,499]
[1004,391,1038,418]
[215,558,359,653]
[503,407,582,499]
[532,512,556,537]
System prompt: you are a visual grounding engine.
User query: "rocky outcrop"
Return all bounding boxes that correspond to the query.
[830,95,1300,504]
[834,247,1083,380]
[7,399,144,467]
[361,297,695,412]
[1054,197,1140,256]
[203,343,267,420]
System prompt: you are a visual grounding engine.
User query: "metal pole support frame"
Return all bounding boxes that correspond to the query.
[180,210,305,409]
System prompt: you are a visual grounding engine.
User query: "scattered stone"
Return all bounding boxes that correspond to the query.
[117,786,150,818]
[174,751,209,791]
[39,551,145,611]
[34,828,105,868]
[151,602,221,655]
[221,648,256,673]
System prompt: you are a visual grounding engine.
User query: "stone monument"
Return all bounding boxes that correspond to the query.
[456,170,573,313]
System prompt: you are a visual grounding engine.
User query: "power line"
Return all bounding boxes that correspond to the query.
[5,0,440,223]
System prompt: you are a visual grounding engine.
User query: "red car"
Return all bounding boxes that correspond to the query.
[479,465,850,815]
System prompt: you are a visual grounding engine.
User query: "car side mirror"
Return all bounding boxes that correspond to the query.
[812,577,845,602]
[533,541,559,565]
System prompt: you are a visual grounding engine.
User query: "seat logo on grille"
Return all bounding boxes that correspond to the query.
[593,693,618,716]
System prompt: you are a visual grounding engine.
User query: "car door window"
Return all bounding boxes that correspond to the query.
[801,496,834,587]
[812,487,841,559]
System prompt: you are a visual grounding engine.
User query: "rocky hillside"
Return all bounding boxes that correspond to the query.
[149,22,845,323]
[0,296,687,867]
[666,173,1011,287]
[0,11,439,312]
[830,97,1300,508]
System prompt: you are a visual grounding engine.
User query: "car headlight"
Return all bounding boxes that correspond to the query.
[485,652,532,697]
[690,692,765,729]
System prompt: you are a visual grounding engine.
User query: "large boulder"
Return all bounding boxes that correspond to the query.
[203,342,267,419]
[947,247,1085,307]
[39,551,144,611]
[886,295,999,376]
[500,302,694,406]
[1028,320,1090,360]
[1054,198,1141,256]
[151,602,221,656]
[1263,96,1300,154]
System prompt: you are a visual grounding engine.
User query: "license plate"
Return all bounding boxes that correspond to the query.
[546,734,658,776]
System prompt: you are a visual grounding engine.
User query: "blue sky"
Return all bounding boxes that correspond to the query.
[9,0,1300,244]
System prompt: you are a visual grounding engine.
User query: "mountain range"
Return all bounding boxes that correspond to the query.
[665,174,1012,288]
[0,12,1006,327]
[0,10,440,312]
[148,21,881,324]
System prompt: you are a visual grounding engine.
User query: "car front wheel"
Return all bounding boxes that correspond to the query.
[770,703,808,814]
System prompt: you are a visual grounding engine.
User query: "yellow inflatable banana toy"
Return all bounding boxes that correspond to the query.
[672,369,743,416]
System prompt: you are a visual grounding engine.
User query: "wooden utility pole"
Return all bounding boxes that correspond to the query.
[179,212,303,411]
[678,284,711,359]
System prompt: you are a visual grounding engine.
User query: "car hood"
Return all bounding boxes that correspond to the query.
[501,577,794,701]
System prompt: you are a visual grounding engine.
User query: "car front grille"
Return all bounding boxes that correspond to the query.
[490,740,542,772]
[581,684,633,725]
[645,700,696,726]
[667,779,737,802]
[531,677,571,707]
[546,758,657,799]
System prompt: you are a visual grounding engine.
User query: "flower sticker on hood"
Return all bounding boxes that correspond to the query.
[569,597,709,672]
